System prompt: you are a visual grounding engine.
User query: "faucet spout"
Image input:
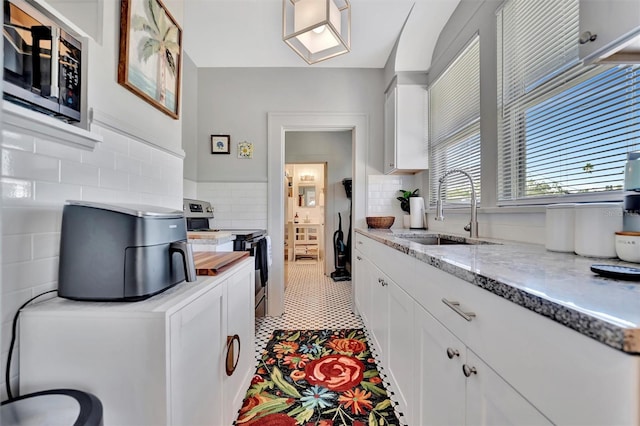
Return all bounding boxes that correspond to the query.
[434,169,478,238]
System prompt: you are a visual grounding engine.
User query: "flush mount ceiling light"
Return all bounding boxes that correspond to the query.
[283,0,351,65]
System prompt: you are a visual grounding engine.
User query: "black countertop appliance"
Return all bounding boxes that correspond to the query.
[58,200,196,301]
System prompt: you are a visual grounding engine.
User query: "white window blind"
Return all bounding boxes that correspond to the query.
[497,0,640,203]
[429,36,481,206]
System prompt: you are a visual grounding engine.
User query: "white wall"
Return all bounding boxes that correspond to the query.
[1,0,185,399]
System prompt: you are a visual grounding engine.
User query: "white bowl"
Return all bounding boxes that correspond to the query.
[615,232,640,263]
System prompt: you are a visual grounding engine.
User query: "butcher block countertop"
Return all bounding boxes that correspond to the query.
[193,251,250,276]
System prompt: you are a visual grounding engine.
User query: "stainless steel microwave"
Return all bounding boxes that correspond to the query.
[3,0,82,122]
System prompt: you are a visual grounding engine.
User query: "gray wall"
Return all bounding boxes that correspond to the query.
[286,131,353,275]
[195,68,385,182]
[182,53,199,181]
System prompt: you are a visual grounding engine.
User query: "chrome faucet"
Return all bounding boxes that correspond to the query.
[435,169,478,238]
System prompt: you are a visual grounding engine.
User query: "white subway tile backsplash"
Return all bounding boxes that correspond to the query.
[1,117,184,401]
[2,234,31,264]
[2,258,58,293]
[34,139,83,162]
[1,207,61,235]
[1,178,33,203]
[33,233,60,260]
[99,127,129,154]
[60,160,99,186]
[34,181,82,204]
[2,130,34,152]
[129,141,152,162]
[141,161,163,179]
[99,168,129,191]
[129,174,158,194]
[2,149,59,182]
[115,153,141,175]
[81,145,116,169]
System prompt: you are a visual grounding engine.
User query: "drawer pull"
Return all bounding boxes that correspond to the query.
[226,334,241,376]
[442,298,476,322]
[356,256,362,261]
[446,348,460,359]
[381,279,388,287]
[358,241,363,245]
[462,364,477,377]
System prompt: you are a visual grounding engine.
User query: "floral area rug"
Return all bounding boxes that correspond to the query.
[236,329,400,426]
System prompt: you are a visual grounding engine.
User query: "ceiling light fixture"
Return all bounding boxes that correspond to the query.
[283,0,351,65]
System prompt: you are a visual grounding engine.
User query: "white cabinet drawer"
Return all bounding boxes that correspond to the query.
[413,260,640,425]
[354,233,376,258]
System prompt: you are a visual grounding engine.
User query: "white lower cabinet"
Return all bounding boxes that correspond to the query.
[355,233,640,425]
[465,350,551,426]
[20,258,255,426]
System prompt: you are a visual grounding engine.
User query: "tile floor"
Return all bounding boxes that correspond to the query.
[250,261,408,426]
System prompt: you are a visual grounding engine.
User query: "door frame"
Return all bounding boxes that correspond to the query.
[267,112,368,316]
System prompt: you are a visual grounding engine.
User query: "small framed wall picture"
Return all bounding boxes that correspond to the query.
[238,141,254,159]
[211,135,230,154]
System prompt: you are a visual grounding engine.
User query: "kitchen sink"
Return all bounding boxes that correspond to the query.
[398,235,497,246]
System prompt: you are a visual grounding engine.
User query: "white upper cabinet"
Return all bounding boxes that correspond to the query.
[383,84,428,174]
[579,0,640,63]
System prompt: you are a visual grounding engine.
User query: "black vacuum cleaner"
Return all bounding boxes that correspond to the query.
[331,178,352,282]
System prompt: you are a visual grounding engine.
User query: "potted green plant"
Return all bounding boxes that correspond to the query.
[397,189,419,228]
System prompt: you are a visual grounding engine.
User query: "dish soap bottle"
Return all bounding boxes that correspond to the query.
[294,212,299,223]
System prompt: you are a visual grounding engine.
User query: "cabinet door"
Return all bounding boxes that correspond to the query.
[353,250,371,325]
[170,283,225,425]
[386,280,415,423]
[414,304,465,426]
[465,350,552,426]
[223,264,256,425]
[579,0,640,62]
[369,266,390,361]
[384,87,397,174]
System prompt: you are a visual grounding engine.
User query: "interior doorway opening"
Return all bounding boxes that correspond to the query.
[284,131,353,282]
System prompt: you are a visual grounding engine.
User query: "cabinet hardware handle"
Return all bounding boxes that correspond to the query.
[381,280,388,287]
[579,31,597,44]
[356,256,362,261]
[377,277,382,283]
[226,334,241,376]
[358,241,363,245]
[446,348,460,359]
[442,298,476,321]
[389,163,394,167]
[462,364,477,377]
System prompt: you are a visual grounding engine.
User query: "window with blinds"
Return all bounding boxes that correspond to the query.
[429,36,481,207]
[497,0,640,204]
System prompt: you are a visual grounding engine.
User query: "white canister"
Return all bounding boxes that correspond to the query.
[545,204,575,252]
[574,203,623,258]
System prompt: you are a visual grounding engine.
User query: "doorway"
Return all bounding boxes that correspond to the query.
[285,163,326,269]
[267,113,368,317]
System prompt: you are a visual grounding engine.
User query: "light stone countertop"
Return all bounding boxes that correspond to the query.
[356,228,640,355]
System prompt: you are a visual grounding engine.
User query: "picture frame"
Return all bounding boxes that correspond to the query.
[118,0,182,119]
[211,135,231,154]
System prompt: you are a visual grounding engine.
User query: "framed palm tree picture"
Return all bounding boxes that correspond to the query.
[118,0,182,119]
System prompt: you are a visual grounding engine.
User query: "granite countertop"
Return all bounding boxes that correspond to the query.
[356,228,640,355]
[187,231,235,245]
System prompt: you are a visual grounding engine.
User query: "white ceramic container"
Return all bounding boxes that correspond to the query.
[615,231,640,263]
[545,204,575,252]
[574,203,623,258]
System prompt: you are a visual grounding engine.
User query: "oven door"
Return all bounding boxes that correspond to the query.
[246,236,268,317]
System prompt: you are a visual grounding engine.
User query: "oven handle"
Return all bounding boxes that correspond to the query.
[243,235,266,251]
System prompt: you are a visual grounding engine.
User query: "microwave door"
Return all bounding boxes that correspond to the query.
[31,25,53,97]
